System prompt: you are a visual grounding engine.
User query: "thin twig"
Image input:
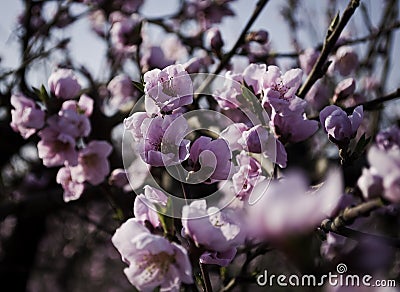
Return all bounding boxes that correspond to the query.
[214,0,269,76]
[361,0,398,72]
[320,198,400,248]
[220,278,236,292]
[297,0,360,99]
[345,87,400,112]
[243,19,400,62]
[195,0,270,96]
[333,225,400,248]
[308,88,400,121]
[321,198,385,231]
[200,262,213,292]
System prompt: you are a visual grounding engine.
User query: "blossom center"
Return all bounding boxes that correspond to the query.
[272,79,290,100]
[161,77,178,97]
[138,251,175,282]
[82,153,98,168]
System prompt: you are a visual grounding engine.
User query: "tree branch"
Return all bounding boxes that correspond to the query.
[345,87,400,113]
[200,262,213,292]
[320,198,400,248]
[195,0,269,97]
[297,0,360,99]
[213,0,269,76]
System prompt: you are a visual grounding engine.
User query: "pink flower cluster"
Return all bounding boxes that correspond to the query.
[111,60,356,291]
[10,93,45,139]
[214,64,319,168]
[11,68,112,202]
[358,126,400,203]
[112,168,345,290]
[112,218,193,291]
[125,64,236,183]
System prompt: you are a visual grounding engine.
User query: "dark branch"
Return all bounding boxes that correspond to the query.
[297,0,360,99]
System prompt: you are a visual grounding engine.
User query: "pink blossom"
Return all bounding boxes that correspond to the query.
[48,69,81,99]
[56,104,91,138]
[247,170,343,239]
[240,124,271,153]
[124,111,149,142]
[109,168,129,188]
[183,0,235,28]
[137,114,190,167]
[247,30,269,44]
[333,78,356,102]
[61,94,94,117]
[144,64,193,113]
[270,106,319,143]
[320,105,363,142]
[275,139,288,168]
[125,156,149,191]
[118,0,143,13]
[262,65,303,106]
[182,200,245,266]
[331,46,359,76]
[134,186,168,228]
[56,166,84,202]
[365,146,400,203]
[299,48,319,75]
[361,76,380,92]
[243,63,266,95]
[140,46,174,72]
[157,35,188,64]
[375,125,400,151]
[245,42,271,63]
[188,136,233,183]
[141,35,187,72]
[219,123,249,152]
[213,71,243,109]
[183,54,213,74]
[341,93,366,108]
[205,27,224,51]
[112,218,193,291]
[71,140,112,185]
[88,10,106,36]
[232,151,264,200]
[106,75,136,114]
[220,123,287,168]
[10,93,45,139]
[221,108,252,124]
[357,167,383,200]
[37,126,78,167]
[266,94,318,144]
[320,232,356,261]
[110,13,142,55]
[230,123,272,153]
[305,80,329,111]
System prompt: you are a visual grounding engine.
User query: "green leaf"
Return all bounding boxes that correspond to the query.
[240,85,256,113]
[155,198,175,236]
[132,80,145,94]
[32,85,50,104]
[351,133,371,159]
[40,85,50,102]
[220,267,227,281]
[239,85,267,125]
[112,208,125,221]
